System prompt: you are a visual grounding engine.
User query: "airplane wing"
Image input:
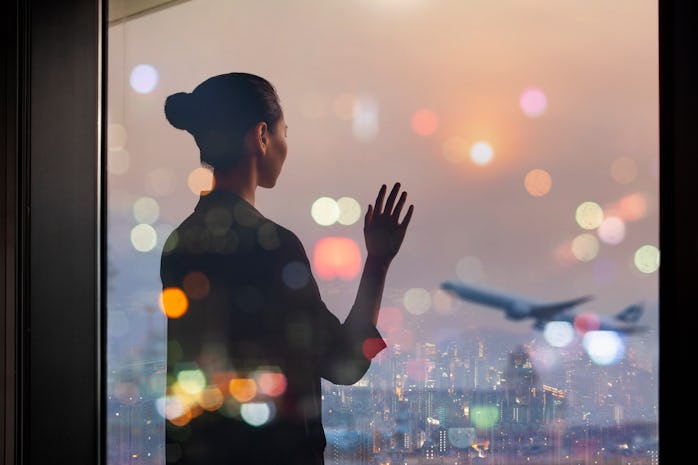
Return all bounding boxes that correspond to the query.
[615,302,644,323]
[440,280,593,321]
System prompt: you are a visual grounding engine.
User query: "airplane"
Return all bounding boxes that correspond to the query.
[440,280,648,335]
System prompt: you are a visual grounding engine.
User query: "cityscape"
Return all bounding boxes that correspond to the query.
[107,322,658,465]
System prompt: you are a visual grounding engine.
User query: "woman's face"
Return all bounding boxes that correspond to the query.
[258,118,288,188]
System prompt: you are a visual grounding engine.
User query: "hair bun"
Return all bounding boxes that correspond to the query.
[164,92,195,131]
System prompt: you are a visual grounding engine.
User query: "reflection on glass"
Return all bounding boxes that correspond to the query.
[108,1,659,464]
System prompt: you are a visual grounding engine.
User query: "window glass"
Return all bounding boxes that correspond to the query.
[107,1,659,464]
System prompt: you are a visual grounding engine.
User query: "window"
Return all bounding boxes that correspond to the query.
[106,2,659,464]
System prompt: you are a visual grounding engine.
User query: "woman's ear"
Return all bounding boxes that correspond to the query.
[255,121,269,155]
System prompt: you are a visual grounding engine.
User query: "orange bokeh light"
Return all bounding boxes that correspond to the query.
[229,378,257,402]
[159,287,189,318]
[312,237,362,281]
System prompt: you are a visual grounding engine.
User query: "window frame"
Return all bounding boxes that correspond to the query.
[1,1,690,464]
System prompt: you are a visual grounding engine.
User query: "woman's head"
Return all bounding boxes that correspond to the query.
[164,73,284,171]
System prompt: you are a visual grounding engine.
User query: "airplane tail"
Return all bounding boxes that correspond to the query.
[615,302,644,323]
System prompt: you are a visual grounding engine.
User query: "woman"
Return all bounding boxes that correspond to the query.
[161,72,413,465]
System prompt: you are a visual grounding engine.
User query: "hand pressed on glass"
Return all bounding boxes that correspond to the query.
[364,182,414,264]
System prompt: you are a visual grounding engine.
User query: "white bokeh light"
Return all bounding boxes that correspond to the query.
[597,216,626,244]
[571,233,600,262]
[582,331,625,365]
[352,97,379,142]
[337,197,362,225]
[131,224,158,252]
[575,202,604,230]
[403,288,431,315]
[240,402,273,427]
[470,142,494,166]
[133,197,160,224]
[543,321,575,348]
[311,197,340,226]
[129,64,159,94]
[634,245,660,274]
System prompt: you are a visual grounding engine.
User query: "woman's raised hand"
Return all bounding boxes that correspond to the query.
[364,183,414,264]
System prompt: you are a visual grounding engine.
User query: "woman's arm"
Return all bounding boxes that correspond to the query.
[344,183,414,331]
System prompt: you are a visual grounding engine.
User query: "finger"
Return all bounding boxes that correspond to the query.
[364,204,374,226]
[374,184,387,214]
[399,204,414,228]
[392,191,407,220]
[384,182,401,214]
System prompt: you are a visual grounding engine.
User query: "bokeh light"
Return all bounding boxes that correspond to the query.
[282,261,311,289]
[352,97,379,142]
[257,372,287,397]
[573,313,601,334]
[524,169,552,197]
[470,141,494,166]
[575,202,604,229]
[634,245,660,274]
[432,288,456,314]
[610,157,638,184]
[377,306,404,333]
[240,402,273,427]
[130,224,157,252]
[456,256,484,282]
[199,387,224,411]
[519,87,547,117]
[543,321,575,347]
[108,123,127,151]
[257,222,280,250]
[336,197,362,225]
[145,168,176,196]
[228,378,257,402]
[411,108,439,136]
[129,64,159,94]
[597,216,625,244]
[471,405,499,429]
[133,197,160,224]
[311,197,340,226]
[333,93,355,120]
[312,237,362,281]
[183,271,210,299]
[442,136,469,163]
[205,207,233,235]
[107,149,130,175]
[188,167,214,195]
[403,287,431,315]
[159,287,188,319]
[582,331,625,365]
[608,193,648,222]
[177,369,206,395]
[448,427,476,449]
[571,233,600,262]
[156,395,185,421]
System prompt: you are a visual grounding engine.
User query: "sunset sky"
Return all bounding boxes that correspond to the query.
[106,0,659,369]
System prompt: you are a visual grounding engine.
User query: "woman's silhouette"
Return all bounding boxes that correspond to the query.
[161,72,413,465]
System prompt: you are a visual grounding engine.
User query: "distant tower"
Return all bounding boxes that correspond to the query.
[503,345,536,426]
